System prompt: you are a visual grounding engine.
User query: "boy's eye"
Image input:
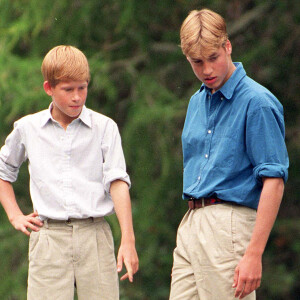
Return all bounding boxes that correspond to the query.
[61,86,73,91]
[209,56,218,62]
[193,60,203,64]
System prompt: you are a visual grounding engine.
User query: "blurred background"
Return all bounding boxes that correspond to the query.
[0,0,299,299]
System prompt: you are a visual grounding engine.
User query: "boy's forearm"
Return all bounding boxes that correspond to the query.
[0,178,23,222]
[110,179,139,282]
[0,178,42,235]
[110,180,136,243]
[245,177,284,256]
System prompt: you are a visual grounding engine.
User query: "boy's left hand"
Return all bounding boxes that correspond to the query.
[117,242,139,282]
[233,252,262,298]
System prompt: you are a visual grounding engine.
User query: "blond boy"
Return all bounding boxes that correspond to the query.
[169,9,288,299]
[0,45,138,299]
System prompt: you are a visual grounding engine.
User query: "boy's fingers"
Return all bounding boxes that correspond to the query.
[25,217,41,228]
[124,261,134,282]
[235,280,245,298]
[117,255,123,273]
[232,267,239,288]
[20,225,31,236]
[17,216,42,235]
[240,279,259,299]
[29,212,38,217]
[120,273,129,281]
[31,217,43,227]
[239,281,251,299]
[26,212,43,225]
[27,222,41,232]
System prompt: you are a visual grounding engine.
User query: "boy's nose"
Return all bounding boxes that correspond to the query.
[72,90,81,101]
[203,62,213,75]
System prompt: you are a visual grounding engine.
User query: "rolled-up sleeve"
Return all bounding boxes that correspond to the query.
[246,104,289,184]
[101,120,131,193]
[0,121,27,182]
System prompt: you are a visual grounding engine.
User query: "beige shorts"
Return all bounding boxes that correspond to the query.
[170,203,257,300]
[27,217,118,300]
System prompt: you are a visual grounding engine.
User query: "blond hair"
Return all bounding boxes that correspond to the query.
[180,9,228,58]
[41,45,90,86]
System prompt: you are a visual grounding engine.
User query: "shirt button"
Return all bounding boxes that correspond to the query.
[221,97,224,100]
[198,176,201,180]
[208,130,212,134]
[205,154,209,158]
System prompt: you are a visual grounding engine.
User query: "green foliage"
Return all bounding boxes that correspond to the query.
[258,219,300,299]
[0,54,47,133]
[0,0,299,299]
[0,223,28,300]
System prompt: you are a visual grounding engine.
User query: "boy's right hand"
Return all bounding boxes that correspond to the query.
[10,212,43,236]
[117,241,139,282]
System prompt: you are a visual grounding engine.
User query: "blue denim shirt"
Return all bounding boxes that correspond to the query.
[182,63,289,209]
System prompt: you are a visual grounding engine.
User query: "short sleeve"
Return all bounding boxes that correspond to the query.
[246,105,289,184]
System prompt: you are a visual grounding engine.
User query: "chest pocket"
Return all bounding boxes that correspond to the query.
[210,134,240,169]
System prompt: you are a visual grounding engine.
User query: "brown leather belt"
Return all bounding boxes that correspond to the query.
[188,197,224,209]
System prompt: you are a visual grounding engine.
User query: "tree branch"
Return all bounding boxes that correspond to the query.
[228,2,274,38]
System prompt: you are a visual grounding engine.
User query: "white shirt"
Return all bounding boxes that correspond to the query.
[0,105,130,220]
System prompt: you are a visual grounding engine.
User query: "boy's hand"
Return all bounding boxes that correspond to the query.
[117,242,139,282]
[232,252,262,299]
[11,212,43,236]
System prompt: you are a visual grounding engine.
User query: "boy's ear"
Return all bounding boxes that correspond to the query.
[225,40,232,55]
[43,81,53,96]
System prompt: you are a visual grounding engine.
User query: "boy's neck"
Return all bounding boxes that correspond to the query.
[50,105,81,130]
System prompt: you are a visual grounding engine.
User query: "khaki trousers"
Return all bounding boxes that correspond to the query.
[170,204,256,300]
[27,217,118,300]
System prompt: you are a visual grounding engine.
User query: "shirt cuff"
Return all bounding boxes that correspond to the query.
[0,159,19,182]
[253,163,288,184]
[103,169,131,194]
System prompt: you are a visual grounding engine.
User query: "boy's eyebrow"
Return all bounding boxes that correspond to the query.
[189,56,203,62]
[189,52,218,62]
[61,82,88,88]
[208,52,218,58]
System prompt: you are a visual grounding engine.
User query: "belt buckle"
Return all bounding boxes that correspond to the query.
[201,197,205,207]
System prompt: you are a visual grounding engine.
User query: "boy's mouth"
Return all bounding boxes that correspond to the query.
[205,77,217,84]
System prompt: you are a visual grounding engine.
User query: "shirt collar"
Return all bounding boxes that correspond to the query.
[78,105,92,128]
[200,62,246,100]
[40,103,92,128]
[40,103,53,127]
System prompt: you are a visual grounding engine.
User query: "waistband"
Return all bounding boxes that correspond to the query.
[188,197,225,209]
[43,217,104,228]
